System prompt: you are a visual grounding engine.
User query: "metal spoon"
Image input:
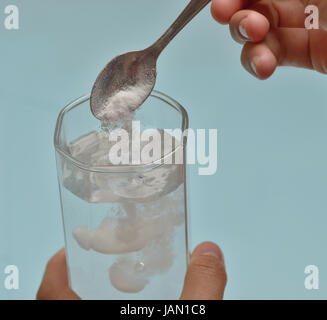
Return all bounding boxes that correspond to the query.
[90,0,211,121]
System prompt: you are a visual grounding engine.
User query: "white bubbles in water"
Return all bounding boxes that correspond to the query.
[134,262,145,273]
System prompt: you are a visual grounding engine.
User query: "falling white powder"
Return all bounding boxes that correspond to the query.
[109,259,149,294]
[97,83,153,123]
[71,188,185,294]
[64,130,183,203]
[72,190,184,255]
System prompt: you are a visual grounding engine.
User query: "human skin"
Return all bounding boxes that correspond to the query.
[37,242,227,300]
[211,0,327,79]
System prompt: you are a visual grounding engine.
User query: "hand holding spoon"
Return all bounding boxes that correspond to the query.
[90,0,211,122]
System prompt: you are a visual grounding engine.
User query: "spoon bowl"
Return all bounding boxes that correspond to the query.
[90,49,157,121]
[90,0,211,122]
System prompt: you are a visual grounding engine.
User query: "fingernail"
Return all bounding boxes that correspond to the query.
[192,242,225,265]
[251,56,260,76]
[203,251,225,267]
[203,251,221,259]
[239,18,249,40]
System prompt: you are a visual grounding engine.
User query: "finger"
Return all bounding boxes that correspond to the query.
[211,0,248,24]
[229,9,270,43]
[180,242,227,300]
[241,28,320,79]
[37,249,80,300]
[250,0,305,28]
[241,31,280,79]
[212,0,307,27]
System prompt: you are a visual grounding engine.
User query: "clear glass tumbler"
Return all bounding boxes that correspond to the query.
[54,91,189,299]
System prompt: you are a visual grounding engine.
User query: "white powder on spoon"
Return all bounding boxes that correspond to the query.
[97,83,153,124]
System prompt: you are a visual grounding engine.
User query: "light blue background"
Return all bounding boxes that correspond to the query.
[1,0,327,299]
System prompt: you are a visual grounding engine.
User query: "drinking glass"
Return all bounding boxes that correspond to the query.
[54,91,189,299]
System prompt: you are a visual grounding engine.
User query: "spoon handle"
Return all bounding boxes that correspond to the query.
[150,0,211,56]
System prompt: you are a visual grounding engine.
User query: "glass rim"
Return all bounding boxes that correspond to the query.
[54,90,189,173]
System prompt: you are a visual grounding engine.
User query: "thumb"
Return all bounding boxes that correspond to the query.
[180,242,227,300]
[37,248,80,300]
